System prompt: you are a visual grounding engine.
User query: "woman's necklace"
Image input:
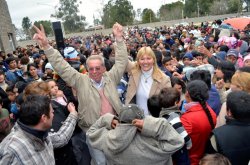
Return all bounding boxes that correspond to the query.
[141,67,153,83]
[142,74,151,83]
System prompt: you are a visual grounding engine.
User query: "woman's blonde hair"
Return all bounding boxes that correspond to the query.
[135,47,163,77]
[231,71,250,93]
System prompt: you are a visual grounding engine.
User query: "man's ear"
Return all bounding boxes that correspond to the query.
[226,109,233,118]
[40,114,48,123]
[175,100,180,106]
[185,91,191,102]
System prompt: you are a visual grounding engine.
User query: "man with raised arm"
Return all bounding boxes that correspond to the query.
[33,23,128,165]
[33,23,127,131]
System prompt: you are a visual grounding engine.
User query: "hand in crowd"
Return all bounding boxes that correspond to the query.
[197,45,212,58]
[132,119,144,132]
[172,72,183,79]
[190,58,202,66]
[112,22,123,42]
[215,79,225,90]
[67,102,77,114]
[33,24,50,50]
[9,113,14,120]
[111,119,118,129]
[171,57,179,66]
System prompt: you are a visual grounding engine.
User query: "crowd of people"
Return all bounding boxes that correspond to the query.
[0,18,250,165]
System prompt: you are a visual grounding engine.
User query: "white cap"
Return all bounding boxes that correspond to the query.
[45,63,54,71]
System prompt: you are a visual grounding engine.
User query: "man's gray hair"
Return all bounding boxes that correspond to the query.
[86,55,105,68]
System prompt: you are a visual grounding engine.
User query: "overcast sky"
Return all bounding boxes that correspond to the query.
[6,0,178,28]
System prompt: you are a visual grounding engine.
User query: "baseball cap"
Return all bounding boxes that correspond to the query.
[32,53,40,59]
[119,104,144,123]
[226,49,239,58]
[64,47,78,59]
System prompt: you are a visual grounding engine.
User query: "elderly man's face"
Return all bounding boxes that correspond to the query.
[87,59,106,83]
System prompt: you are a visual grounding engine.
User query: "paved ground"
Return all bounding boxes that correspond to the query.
[18,12,250,47]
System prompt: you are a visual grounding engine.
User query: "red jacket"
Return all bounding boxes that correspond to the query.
[181,103,216,165]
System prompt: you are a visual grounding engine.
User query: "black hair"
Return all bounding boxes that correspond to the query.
[15,81,28,94]
[147,95,161,117]
[102,47,112,59]
[0,70,4,75]
[159,88,180,108]
[217,61,236,83]
[187,80,215,129]
[165,51,172,57]
[171,77,186,94]
[191,50,203,58]
[6,85,15,93]
[227,91,250,122]
[165,32,170,35]
[204,42,213,50]
[238,66,250,73]
[162,56,172,65]
[130,49,137,61]
[5,57,16,65]
[219,45,229,52]
[232,31,240,40]
[79,54,86,65]
[172,51,181,61]
[27,63,37,70]
[216,19,222,25]
[16,93,24,106]
[154,50,163,65]
[19,95,51,126]
[0,96,3,105]
[190,70,212,89]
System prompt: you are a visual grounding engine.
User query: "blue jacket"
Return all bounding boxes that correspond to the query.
[207,85,221,115]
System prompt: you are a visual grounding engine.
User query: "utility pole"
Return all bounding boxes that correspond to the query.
[197,1,200,17]
[150,12,152,23]
[181,0,185,21]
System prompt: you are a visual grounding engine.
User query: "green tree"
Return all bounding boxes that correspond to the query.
[102,0,134,28]
[141,8,158,23]
[22,16,32,39]
[33,20,53,36]
[159,1,184,21]
[54,0,87,33]
[209,0,228,15]
[184,0,214,17]
[228,0,242,13]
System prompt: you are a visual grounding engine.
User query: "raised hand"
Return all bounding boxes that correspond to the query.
[112,22,123,42]
[67,102,77,114]
[215,79,225,90]
[197,45,212,58]
[33,24,50,50]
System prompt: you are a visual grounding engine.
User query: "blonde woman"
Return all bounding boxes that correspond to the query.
[126,46,171,115]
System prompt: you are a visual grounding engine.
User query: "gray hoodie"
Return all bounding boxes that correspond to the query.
[87,113,184,165]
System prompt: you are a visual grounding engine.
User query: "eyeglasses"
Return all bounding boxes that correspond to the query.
[88,66,102,72]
